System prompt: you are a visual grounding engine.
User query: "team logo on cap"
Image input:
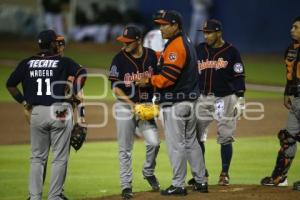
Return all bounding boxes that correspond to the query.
[168,52,177,62]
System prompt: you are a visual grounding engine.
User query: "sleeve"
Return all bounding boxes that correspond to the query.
[284,46,293,95]
[6,60,26,87]
[151,38,187,89]
[148,49,159,75]
[108,56,122,88]
[231,47,246,96]
[64,57,87,94]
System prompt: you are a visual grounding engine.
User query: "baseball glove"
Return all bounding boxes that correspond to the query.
[134,103,159,121]
[70,123,87,151]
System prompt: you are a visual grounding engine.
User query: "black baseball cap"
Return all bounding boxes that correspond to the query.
[117,25,142,43]
[37,29,57,49]
[198,19,223,32]
[154,10,183,28]
[152,9,165,20]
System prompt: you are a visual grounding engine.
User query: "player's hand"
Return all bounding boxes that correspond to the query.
[23,103,32,124]
[284,96,292,110]
[135,77,150,87]
[234,97,245,118]
[78,117,86,124]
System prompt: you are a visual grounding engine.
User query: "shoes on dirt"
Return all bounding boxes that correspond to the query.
[121,188,133,199]
[261,176,288,186]
[218,172,230,186]
[144,175,160,191]
[27,193,68,200]
[160,185,187,196]
[188,178,196,186]
[187,169,209,186]
[194,182,209,193]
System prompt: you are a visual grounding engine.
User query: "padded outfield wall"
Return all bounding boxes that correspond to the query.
[138,0,300,53]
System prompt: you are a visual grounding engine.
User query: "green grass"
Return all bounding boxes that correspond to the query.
[0,137,299,200]
[0,66,282,102]
[0,39,287,86]
[0,66,17,102]
[245,61,286,86]
[246,90,281,99]
[66,51,114,69]
[0,42,285,102]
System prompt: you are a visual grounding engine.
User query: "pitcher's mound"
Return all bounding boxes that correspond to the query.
[87,185,299,200]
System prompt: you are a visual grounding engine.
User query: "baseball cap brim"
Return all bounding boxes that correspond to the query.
[154,19,170,25]
[197,28,218,32]
[116,36,136,43]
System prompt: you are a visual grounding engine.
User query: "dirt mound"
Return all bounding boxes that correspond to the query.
[0,99,288,144]
[87,185,300,200]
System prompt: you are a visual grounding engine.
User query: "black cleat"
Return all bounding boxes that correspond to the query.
[121,188,133,199]
[144,175,160,191]
[261,176,288,186]
[188,169,209,186]
[194,182,208,193]
[188,178,196,186]
[160,185,187,196]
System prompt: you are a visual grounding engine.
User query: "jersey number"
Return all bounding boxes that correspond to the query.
[36,78,51,96]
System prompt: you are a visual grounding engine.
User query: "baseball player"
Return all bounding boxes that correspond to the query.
[137,10,208,196]
[108,25,160,199]
[6,29,87,200]
[190,19,246,186]
[261,16,300,187]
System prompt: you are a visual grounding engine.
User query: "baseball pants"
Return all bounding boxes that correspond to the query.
[196,94,237,145]
[29,103,73,200]
[284,97,300,158]
[114,101,160,190]
[162,101,206,187]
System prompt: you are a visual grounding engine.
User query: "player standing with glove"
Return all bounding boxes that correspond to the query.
[6,29,87,200]
[190,19,246,186]
[108,25,160,199]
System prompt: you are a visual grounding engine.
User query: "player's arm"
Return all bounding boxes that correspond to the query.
[283,76,293,110]
[231,48,246,97]
[112,87,135,106]
[138,39,187,89]
[6,61,28,106]
[65,57,87,96]
[75,89,86,124]
[73,67,87,96]
[6,62,31,123]
[283,47,293,109]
